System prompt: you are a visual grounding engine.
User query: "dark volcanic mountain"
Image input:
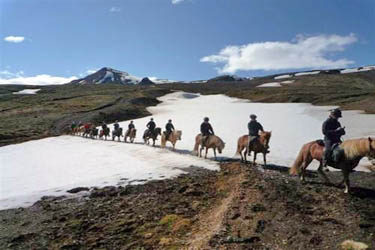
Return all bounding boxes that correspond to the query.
[69,67,140,85]
[138,77,155,85]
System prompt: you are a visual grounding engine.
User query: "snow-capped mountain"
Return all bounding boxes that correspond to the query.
[70,67,141,85]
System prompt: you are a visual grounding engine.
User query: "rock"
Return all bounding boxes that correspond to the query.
[67,187,89,194]
[191,201,200,210]
[251,204,266,212]
[255,220,266,233]
[138,77,155,85]
[341,240,368,250]
[144,233,153,239]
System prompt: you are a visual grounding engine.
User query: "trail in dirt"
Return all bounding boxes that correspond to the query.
[187,164,245,249]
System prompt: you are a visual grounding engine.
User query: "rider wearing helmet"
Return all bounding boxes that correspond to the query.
[114,120,120,131]
[165,119,175,140]
[200,117,214,147]
[147,118,156,136]
[322,108,346,168]
[247,114,265,156]
[125,121,135,137]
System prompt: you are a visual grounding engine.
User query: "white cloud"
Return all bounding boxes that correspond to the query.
[0,70,24,78]
[172,0,185,4]
[4,36,25,43]
[201,34,358,74]
[0,74,77,86]
[109,7,121,12]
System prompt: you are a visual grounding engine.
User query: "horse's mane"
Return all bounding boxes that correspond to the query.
[341,138,373,159]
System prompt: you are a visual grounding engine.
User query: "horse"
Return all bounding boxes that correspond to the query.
[290,137,375,193]
[99,127,110,140]
[236,131,272,166]
[112,128,123,142]
[161,130,182,150]
[143,128,162,146]
[193,134,225,160]
[124,128,137,143]
[74,126,85,136]
[90,127,99,139]
[83,123,93,138]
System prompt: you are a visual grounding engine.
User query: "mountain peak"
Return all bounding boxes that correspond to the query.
[69,67,140,85]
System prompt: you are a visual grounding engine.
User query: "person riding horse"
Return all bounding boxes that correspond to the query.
[114,120,120,132]
[146,118,156,137]
[165,119,175,140]
[200,117,214,147]
[126,121,135,137]
[247,114,267,156]
[322,108,346,169]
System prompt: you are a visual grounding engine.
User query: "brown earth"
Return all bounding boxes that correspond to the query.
[1,162,375,250]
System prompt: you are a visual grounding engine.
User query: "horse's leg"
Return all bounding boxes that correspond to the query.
[339,168,351,194]
[172,142,175,151]
[205,147,208,159]
[263,153,267,167]
[213,148,217,160]
[317,160,331,184]
[253,153,257,166]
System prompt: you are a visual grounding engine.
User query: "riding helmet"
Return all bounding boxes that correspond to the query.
[150,118,154,121]
[204,117,209,122]
[168,119,172,122]
[250,114,257,119]
[331,108,342,118]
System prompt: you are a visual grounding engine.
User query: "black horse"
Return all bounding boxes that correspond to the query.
[143,127,162,146]
[112,128,123,142]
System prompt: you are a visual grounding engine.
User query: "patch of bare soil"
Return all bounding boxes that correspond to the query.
[1,163,375,249]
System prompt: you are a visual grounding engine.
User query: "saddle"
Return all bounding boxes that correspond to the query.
[331,143,345,163]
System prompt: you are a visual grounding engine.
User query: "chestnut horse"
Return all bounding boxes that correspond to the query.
[290,137,375,193]
[236,131,272,166]
[124,128,136,143]
[161,130,182,150]
[193,134,225,160]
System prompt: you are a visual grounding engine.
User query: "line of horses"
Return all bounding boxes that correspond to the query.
[70,123,375,194]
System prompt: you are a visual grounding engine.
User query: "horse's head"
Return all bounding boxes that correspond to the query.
[175,130,182,140]
[369,137,375,157]
[156,127,162,135]
[217,138,225,154]
[260,131,272,150]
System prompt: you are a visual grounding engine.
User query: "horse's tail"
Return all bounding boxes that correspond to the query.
[192,135,200,156]
[290,142,311,175]
[235,136,244,156]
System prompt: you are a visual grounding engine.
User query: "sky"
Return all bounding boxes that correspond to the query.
[0,0,374,85]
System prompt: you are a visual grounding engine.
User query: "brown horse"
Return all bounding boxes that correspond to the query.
[124,128,136,143]
[74,126,85,136]
[143,127,162,146]
[236,131,272,166]
[290,137,375,193]
[99,127,110,140]
[193,134,225,160]
[161,130,182,150]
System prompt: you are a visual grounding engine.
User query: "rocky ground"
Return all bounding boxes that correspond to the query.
[1,162,375,249]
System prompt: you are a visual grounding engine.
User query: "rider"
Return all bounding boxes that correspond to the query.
[147,118,156,136]
[71,121,77,130]
[126,121,135,136]
[114,120,120,132]
[247,114,266,156]
[102,122,108,135]
[322,108,345,169]
[200,117,214,147]
[165,119,175,140]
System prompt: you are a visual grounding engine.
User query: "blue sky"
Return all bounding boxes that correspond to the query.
[0,0,374,84]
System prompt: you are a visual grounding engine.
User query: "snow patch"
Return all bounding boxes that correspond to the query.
[257,82,282,87]
[281,80,295,84]
[274,74,292,79]
[341,66,375,74]
[13,89,41,95]
[295,71,320,76]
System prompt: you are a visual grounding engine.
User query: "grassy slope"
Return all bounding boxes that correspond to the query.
[0,84,171,146]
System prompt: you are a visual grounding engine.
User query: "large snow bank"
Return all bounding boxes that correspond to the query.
[2,91,375,210]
